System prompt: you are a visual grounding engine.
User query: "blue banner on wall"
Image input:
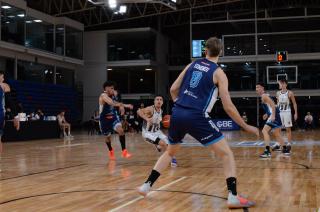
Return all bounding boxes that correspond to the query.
[213,119,240,131]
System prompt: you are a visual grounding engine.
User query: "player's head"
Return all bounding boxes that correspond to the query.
[278,79,288,90]
[205,37,223,58]
[0,71,4,82]
[256,82,265,95]
[154,95,163,108]
[103,81,116,96]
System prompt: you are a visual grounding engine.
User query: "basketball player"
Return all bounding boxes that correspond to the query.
[0,71,11,172]
[137,95,177,167]
[272,79,297,154]
[256,82,289,157]
[99,81,133,159]
[138,37,259,209]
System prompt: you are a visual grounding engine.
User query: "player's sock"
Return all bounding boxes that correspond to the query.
[106,141,113,151]
[145,169,160,186]
[226,177,237,195]
[266,146,270,152]
[119,135,126,150]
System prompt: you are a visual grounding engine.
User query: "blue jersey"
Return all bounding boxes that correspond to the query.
[261,94,282,129]
[99,93,120,136]
[0,86,4,114]
[175,58,219,117]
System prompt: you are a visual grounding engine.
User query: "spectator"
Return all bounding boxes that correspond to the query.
[57,111,72,138]
[127,110,139,133]
[5,107,14,120]
[242,112,248,123]
[36,109,44,121]
[137,103,145,132]
[304,112,314,130]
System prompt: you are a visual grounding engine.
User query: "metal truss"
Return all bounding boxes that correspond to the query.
[26,0,320,28]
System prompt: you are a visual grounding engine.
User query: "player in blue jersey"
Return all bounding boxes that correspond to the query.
[138,37,259,209]
[99,81,133,159]
[256,82,288,158]
[0,71,11,172]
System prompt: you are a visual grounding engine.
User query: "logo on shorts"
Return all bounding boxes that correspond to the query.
[201,134,213,141]
[208,120,220,132]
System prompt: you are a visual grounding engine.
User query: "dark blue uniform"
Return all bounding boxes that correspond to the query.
[168,58,224,146]
[99,94,121,136]
[261,96,282,129]
[0,86,5,136]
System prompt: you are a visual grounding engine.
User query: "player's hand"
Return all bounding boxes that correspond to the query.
[294,113,298,121]
[244,125,259,137]
[125,104,133,110]
[270,115,275,122]
[262,114,268,120]
[119,106,125,115]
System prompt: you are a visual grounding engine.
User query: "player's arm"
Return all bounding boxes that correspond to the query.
[170,63,192,101]
[289,91,298,121]
[261,94,276,121]
[137,106,152,122]
[100,93,124,107]
[214,68,258,136]
[0,82,10,92]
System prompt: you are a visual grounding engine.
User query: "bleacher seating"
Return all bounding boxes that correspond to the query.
[7,80,80,123]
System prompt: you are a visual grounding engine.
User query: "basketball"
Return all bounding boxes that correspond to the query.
[162,115,171,128]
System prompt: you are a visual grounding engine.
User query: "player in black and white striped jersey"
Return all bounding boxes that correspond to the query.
[273,79,298,154]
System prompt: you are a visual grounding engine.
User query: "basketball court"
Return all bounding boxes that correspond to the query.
[1,0,320,211]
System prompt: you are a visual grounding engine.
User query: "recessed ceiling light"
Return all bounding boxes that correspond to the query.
[34,20,43,23]
[145,68,152,71]
[17,14,25,17]
[1,5,11,9]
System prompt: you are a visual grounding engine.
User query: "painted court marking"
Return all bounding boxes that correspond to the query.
[56,143,90,148]
[109,176,187,212]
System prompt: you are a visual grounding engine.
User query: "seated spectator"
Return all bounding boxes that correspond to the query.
[5,107,14,120]
[127,110,139,133]
[57,111,72,137]
[304,112,314,130]
[36,109,44,121]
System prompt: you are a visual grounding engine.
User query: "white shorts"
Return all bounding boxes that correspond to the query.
[142,130,169,145]
[280,111,293,128]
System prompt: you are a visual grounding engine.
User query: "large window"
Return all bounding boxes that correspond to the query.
[17,60,54,84]
[224,35,255,56]
[25,17,54,52]
[0,56,15,80]
[107,68,155,93]
[221,62,256,91]
[66,26,83,59]
[55,25,64,55]
[56,67,74,87]
[107,31,156,61]
[1,3,25,45]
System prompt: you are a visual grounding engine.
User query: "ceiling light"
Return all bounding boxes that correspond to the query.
[1,5,11,9]
[145,68,152,71]
[26,20,33,23]
[119,5,127,14]
[107,68,113,71]
[7,15,14,18]
[34,20,43,23]
[17,14,25,17]
[108,0,117,9]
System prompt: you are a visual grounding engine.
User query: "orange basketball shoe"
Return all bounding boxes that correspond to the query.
[122,149,132,158]
[109,150,115,160]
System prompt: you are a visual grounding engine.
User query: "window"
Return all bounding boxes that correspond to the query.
[17,60,54,84]
[0,56,15,80]
[107,31,156,61]
[65,26,83,59]
[25,17,54,52]
[1,3,25,45]
[55,25,64,55]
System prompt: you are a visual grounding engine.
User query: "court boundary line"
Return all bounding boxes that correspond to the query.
[109,176,187,212]
[0,164,87,181]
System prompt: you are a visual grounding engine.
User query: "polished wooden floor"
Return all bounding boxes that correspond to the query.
[1,130,320,211]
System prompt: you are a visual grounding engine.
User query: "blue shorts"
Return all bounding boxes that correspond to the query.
[265,112,282,129]
[168,106,224,146]
[99,113,121,136]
